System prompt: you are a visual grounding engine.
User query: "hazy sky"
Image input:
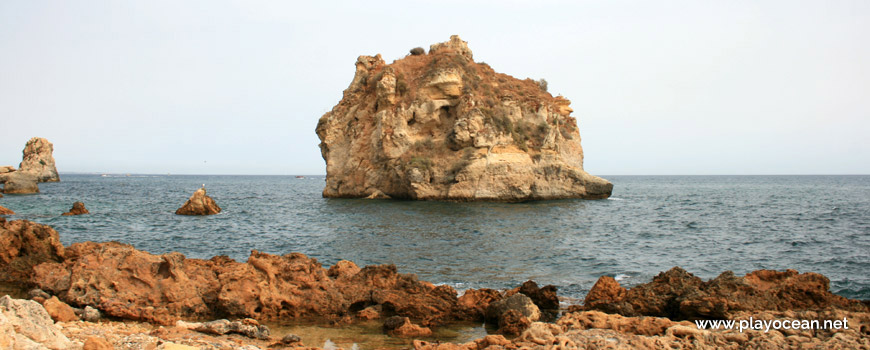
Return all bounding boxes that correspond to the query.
[1,1,868,175]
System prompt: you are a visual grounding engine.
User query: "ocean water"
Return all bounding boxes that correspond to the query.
[2,174,868,302]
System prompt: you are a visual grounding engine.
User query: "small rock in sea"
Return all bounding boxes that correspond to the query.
[175,187,221,215]
[62,201,90,216]
[0,205,14,215]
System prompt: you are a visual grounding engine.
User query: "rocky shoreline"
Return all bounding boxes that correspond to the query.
[1,218,868,349]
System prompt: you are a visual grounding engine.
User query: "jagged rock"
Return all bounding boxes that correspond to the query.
[0,218,65,283]
[28,227,480,325]
[383,316,432,338]
[0,205,13,215]
[61,201,89,216]
[456,288,502,321]
[518,280,559,310]
[497,309,531,335]
[42,296,78,322]
[316,35,612,201]
[0,295,74,350]
[175,188,221,215]
[2,172,39,194]
[485,293,541,325]
[578,267,870,320]
[18,137,60,183]
[0,166,14,174]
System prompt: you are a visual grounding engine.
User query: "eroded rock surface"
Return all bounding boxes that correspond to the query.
[0,218,65,283]
[18,137,60,183]
[0,295,75,350]
[175,187,221,215]
[316,35,612,201]
[1,172,39,194]
[577,267,870,319]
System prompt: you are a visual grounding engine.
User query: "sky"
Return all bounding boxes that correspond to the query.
[1,1,868,175]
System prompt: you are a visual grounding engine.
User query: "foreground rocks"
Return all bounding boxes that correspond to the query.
[576,267,870,320]
[316,35,612,201]
[175,187,222,215]
[0,295,75,350]
[0,218,65,283]
[61,201,89,216]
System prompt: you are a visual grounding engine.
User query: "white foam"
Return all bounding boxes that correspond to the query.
[614,274,630,281]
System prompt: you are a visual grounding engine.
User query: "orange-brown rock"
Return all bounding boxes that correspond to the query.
[29,236,481,326]
[496,309,530,335]
[83,336,113,350]
[175,187,221,215]
[384,316,433,338]
[43,296,78,322]
[456,288,502,321]
[0,218,64,283]
[580,267,870,320]
[0,205,13,215]
[316,35,612,201]
[61,201,89,216]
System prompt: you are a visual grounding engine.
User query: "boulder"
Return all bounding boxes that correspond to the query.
[0,166,14,174]
[17,137,60,182]
[485,293,541,325]
[0,295,74,350]
[2,172,39,194]
[177,318,270,340]
[0,205,13,215]
[0,218,65,283]
[518,280,559,310]
[496,309,531,335]
[175,187,221,215]
[456,288,502,321]
[61,201,89,216]
[42,296,78,322]
[316,35,612,201]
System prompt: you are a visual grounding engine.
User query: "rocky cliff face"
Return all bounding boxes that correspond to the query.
[316,35,612,201]
[18,137,60,183]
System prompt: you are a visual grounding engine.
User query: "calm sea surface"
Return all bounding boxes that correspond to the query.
[3,175,868,301]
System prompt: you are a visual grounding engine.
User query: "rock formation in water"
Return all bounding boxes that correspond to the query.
[18,137,60,183]
[316,35,612,201]
[61,201,89,216]
[1,172,39,194]
[0,205,14,215]
[175,188,221,215]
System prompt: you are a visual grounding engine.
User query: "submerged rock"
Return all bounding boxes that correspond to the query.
[61,201,90,216]
[316,35,612,201]
[18,137,60,183]
[175,187,221,215]
[1,171,39,194]
[383,316,432,338]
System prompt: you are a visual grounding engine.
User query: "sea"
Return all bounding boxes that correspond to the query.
[3,174,869,302]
